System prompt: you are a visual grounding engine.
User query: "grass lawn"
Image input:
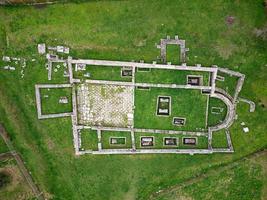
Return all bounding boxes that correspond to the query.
[207,97,227,127]
[153,151,267,200]
[40,87,72,114]
[0,1,266,200]
[0,137,8,154]
[80,129,98,151]
[73,65,132,82]
[135,88,208,131]
[216,71,239,97]
[51,62,69,83]
[212,129,228,148]
[101,131,132,149]
[166,44,180,64]
[135,68,210,85]
[135,133,208,149]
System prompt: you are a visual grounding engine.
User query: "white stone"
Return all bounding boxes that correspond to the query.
[57,46,64,53]
[63,47,70,54]
[63,71,70,77]
[84,72,91,77]
[59,96,68,104]
[3,65,15,70]
[243,127,249,133]
[38,43,46,54]
[75,63,86,71]
[127,113,133,120]
[2,56,10,62]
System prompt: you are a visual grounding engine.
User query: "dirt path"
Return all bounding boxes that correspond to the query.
[149,149,267,200]
[0,151,12,160]
[0,124,45,200]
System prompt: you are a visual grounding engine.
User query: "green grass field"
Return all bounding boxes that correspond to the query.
[153,151,267,200]
[101,131,132,149]
[135,69,210,85]
[80,129,98,151]
[40,87,72,114]
[73,65,132,82]
[207,97,227,127]
[166,44,180,64]
[135,88,208,131]
[135,133,208,149]
[0,137,8,154]
[51,62,69,83]
[212,129,228,148]
[216,71,239,97]
[0,1,266,200]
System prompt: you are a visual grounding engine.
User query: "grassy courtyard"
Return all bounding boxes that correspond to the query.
[166,44,180,64]
[134,88,208,131]
[0,1,266,200]
[51,62,69,83]
[40,87,73,114]
[135,133,208,149]
[80,129,98,151]
[101,131,132,149]
[135,68,210,85]
[212,129,228,148]
[207,97,228,127]
[216,71,240,97]
[73,65,132,82]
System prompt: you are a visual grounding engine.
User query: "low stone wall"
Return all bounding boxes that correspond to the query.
[0,0,57,5]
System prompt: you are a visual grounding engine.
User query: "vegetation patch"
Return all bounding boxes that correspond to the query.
[80,129,98,151]
[212,129,228,148]
[135,69,210,85]
[101,131,131,149]
[0,160,34,200]
[73,65,132,82]
[51,62,69,83]
[0,1,266,200]
[152,152,267,200]
[40,87,72,114]
[135,133,208,149]
[208,97,227,127]
[216,71,239,97]
[0,137,8,154]
[135,88,207,131]
[166,44,180,64]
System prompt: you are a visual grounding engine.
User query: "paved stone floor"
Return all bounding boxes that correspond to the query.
[77,83,133,127]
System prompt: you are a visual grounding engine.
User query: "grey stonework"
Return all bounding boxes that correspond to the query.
[35,38,248,155]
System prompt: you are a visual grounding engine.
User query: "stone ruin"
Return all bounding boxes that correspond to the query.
[157,35,189,63]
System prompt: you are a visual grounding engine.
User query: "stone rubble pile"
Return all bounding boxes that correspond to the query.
[2,56,27,78]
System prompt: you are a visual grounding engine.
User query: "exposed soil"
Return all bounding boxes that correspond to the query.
[226,16,235,25]
[0,171,11,189]
[34,3,48,10]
